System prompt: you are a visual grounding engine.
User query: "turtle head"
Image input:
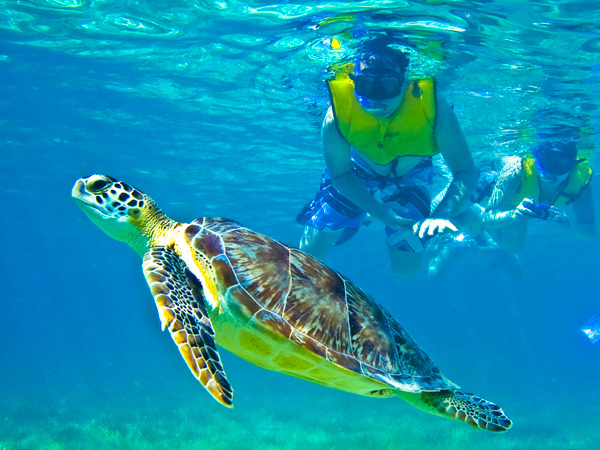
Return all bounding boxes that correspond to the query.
[72,175,171,255]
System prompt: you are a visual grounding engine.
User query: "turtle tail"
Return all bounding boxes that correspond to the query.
[397,390,513,432]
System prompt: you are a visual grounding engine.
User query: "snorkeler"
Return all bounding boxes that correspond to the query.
[482,139,596,255]
[427,169,523,280]
[296,39,477,277]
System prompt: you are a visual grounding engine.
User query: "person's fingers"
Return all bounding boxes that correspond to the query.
[413,219,457,238]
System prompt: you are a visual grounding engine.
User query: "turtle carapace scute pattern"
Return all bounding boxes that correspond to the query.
[72,174,512,433]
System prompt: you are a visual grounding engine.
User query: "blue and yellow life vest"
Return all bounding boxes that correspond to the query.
[512,156,593,207]
[327,63,439,165]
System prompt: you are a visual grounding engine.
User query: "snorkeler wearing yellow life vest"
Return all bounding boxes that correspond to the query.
[483,140,596,255]
[296,41,477,277]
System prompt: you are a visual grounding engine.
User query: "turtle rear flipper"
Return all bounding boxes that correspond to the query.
[142,246,233,407]
[399,390,513,432]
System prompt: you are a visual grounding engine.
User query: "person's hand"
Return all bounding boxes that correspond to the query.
[515,198,546,219]
[550,209,570,224]
[515,198,569,224]
[378,205,416,229]
[413,218,458,239]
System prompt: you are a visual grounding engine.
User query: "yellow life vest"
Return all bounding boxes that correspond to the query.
[512,156,593,207]
[327,64,439,165]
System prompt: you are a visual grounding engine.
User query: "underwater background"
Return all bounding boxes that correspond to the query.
[1,0,599,448]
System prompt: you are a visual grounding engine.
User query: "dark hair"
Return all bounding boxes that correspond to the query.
[534,140,577,161]
[533,140,578,174]
[355,38,410,74]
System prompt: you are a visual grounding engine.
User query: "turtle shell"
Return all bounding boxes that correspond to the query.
[184,217,455,394]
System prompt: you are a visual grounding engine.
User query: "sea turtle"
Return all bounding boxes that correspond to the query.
[72,174,512,432]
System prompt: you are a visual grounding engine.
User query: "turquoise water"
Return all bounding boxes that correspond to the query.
[1,1,600,448]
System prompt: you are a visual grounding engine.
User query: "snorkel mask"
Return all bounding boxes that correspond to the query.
[349,49,409,109]
[350,66,404,100]
[533,141,578,183]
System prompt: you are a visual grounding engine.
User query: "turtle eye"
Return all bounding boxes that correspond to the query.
[88,178,111,193]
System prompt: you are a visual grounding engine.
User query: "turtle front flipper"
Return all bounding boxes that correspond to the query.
[142,246,233,408]
[398,390,512,432]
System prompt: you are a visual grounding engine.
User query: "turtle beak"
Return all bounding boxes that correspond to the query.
[72,179,85,198]
[72,178,94,208]
[72,178,105,217]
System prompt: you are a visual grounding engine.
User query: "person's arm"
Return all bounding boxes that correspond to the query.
[431,96,478,219]
[482,158,526,227]
[322,107,412,229]
[482,159,532,253]
[569,184,596,239]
